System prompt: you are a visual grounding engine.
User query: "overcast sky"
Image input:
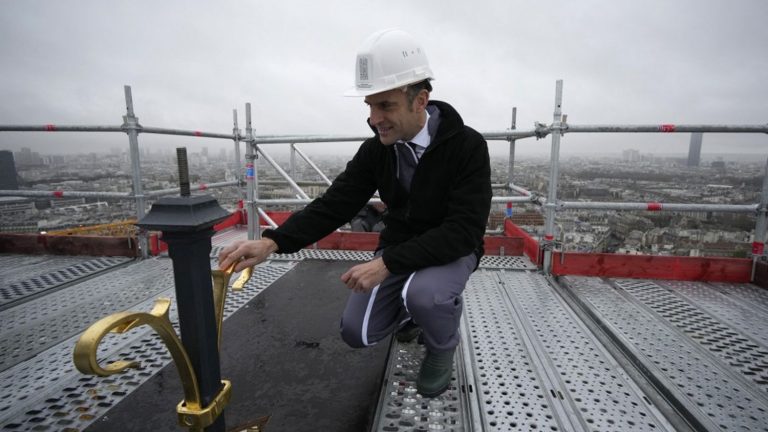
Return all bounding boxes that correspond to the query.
[1,0,766,159]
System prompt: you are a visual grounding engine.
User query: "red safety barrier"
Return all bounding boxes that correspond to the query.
[483,236,524,256]
[315,231,381,251]
[551,251,751,283]
[504,219,541,264]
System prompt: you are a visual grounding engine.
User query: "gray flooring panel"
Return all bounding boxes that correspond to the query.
[0,255,131,309]
[564,276,768,432]
[461,270,674,432]
[0,258,294,431]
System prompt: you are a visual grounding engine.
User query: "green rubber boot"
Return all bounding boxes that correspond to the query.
[416,348,455,398]
[395,320,421,343]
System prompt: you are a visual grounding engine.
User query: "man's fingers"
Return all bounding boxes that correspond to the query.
[234,257,260,273]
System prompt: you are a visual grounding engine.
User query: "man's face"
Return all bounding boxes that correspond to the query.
[364,88,427,146]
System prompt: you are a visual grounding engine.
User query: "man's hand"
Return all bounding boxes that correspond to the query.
[218,239,278,272]
[340,257,390,293]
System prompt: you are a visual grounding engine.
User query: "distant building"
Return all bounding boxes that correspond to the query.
[687,133,703,167]
[0,150,19,189]
[622,149,640,162]
[14,147,44,167]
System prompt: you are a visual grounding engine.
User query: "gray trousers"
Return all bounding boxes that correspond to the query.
[340,251,477,353]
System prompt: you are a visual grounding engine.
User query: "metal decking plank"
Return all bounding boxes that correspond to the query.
[615,279,768,395]
[0,260,294,431]
[661,280,768,347]
[497,271,675,432]
[461,269,565,431]
[564,276,768,432]
[371,340,469,432]
[0,259,173,372]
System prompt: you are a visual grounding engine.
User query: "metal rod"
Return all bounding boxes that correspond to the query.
[0,190,132,199]
[563,124,768,134]
[123,85,148,258]
[752,158,768,280]
[232,109,242,196]
[255,147,310,200]
[292,145,333,186]
[507,183,532,197]
[508,107,517,187]
[543,80,564,274]
[144,181,239,198]
[556,201,757,213]
[289,143,297,181]
[244,103,257,240]
[257,207,279,229]
[252,196,533,206]
[0,125,124,132]
[2,124,764,140]
[140,126,234,140]
[176,148,191,197]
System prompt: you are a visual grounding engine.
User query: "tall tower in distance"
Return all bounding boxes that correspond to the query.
[687,132,703,167]
[0,150,19,190]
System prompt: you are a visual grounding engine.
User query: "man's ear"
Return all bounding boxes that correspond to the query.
[415,89,429,111]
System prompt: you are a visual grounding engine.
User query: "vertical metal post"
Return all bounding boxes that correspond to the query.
[232,109,242,193]
[508,107,517,187]
[751,157,768,280]
[543,80,564,274]
[289,143,297,181]
[244,103,259,240]
[136,155,230,431]
[122,85,148,258]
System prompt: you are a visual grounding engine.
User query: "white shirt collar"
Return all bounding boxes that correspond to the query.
[404,109,431,150]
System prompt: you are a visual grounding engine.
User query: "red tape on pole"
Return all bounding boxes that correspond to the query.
[53,191,64,197]
[45,124,57,131]
[194,131,202,137]
[199,183,208,191]
[647,202,663,211]
[659,124,676,132]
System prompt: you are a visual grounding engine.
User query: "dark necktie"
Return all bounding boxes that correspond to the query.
[396,141,420,191]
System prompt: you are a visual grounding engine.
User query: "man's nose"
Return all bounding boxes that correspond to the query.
[369,108,383,125]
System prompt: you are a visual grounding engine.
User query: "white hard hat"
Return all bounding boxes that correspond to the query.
[344,28,434,97]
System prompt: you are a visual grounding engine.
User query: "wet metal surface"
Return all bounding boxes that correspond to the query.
[2,232,768,431]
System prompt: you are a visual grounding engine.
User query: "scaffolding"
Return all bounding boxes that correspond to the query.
[1,82,767,273]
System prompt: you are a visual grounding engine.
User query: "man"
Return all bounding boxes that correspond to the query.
[219,28,492,398]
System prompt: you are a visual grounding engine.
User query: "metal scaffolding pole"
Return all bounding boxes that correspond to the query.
[563,124,768,134]
[255,147,310,200]
[144,181,239,198]
[253,195,532,207]
[289,143,297,181]
[508,107,517,187]
[232,109,242,198]
[122,86,148,258]
[244,104,258,240]
[557,201,757,213]
[292,145,333,186]
[542,80,564,274]
[0,190,131,199]
[752,158,768,280]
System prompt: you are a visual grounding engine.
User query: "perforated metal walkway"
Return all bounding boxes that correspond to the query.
[1,232,768,431]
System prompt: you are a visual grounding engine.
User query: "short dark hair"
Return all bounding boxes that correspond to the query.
[405,80,432,105]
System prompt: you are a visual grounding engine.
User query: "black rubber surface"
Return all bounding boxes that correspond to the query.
[86,259,391,432]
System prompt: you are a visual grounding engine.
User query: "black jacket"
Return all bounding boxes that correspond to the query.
[263,100,492,274]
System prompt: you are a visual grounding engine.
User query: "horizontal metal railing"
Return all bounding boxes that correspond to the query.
[1,81,766,269]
